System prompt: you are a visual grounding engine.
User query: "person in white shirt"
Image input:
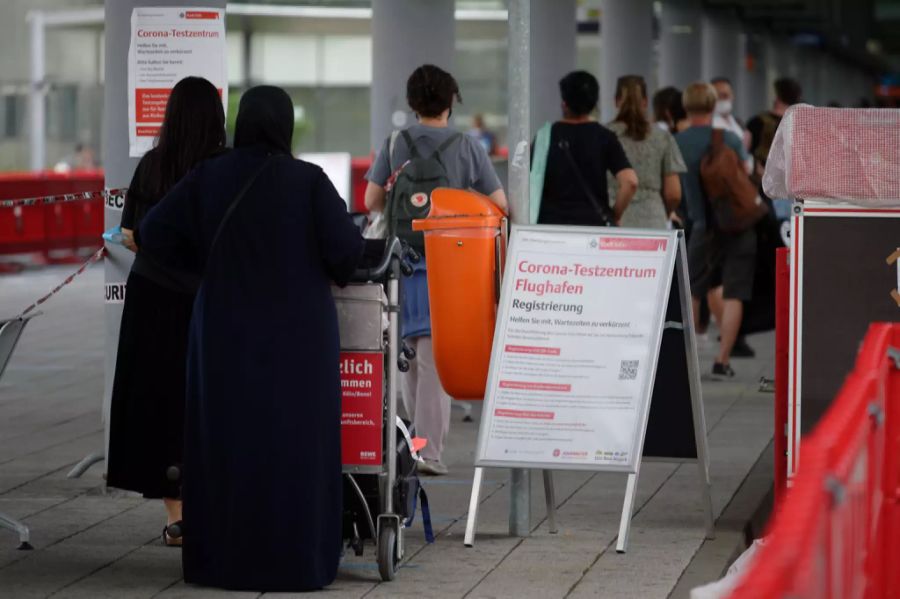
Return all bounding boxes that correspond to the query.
[711,77,753,172]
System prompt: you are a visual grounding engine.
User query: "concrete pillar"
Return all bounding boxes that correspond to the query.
[599,0,654,122]
[701,10,742,112]
[27,11,45,171]
[529,0,576,134]
[738,32,768,122]
[102,0,226,460]
[658,0,703,89]
[370,0,455,150]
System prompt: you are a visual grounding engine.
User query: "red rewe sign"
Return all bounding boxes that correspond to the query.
[598,237,668,252]
[184,11,219,19]
[340,352,384,468]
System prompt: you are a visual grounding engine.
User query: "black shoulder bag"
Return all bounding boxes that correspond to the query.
[206,157,274,264]
[557,139,614,227]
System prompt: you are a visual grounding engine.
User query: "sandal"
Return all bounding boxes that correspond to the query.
[162,520,183,547]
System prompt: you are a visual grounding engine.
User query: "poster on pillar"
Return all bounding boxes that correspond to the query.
[127,7,227,157]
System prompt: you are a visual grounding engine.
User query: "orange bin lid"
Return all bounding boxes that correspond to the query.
[412,214,504,231]
[419,188,506,218]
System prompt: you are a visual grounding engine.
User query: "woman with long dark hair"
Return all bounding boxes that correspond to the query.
[137,86,363,591]
[107,76,226,545]
[607,75,686,229]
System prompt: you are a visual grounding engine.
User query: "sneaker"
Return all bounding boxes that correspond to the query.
[711,362,735,379]
[417,459,448,476]
[727,336,756,359]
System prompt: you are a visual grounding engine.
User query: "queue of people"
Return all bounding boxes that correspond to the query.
[106,63,800,592]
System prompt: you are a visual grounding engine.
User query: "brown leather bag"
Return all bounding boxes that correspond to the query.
[700,129,768,233]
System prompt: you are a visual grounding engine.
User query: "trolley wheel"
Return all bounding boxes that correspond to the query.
[377,525,398,581]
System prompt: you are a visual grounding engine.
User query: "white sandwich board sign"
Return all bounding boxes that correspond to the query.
[464,226,714,552]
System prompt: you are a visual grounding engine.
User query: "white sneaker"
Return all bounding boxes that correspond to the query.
[417,459,448,476]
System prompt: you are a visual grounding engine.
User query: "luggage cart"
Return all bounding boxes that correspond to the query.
[0,314,40,550]
[334,238,419,581]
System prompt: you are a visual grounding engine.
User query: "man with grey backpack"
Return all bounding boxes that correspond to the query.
[364,64,507,475]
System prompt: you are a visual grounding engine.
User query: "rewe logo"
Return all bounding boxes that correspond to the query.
[410,192,428,208]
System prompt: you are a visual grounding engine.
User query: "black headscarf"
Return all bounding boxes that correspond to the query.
[234,86,294,155]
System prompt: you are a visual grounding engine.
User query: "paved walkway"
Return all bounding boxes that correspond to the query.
[0,265,774,598]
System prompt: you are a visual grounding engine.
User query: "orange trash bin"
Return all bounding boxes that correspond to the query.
[412,188,507,400]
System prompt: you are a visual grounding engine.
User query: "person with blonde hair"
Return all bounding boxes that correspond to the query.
[607,75,686,229]
[675,82,754,379]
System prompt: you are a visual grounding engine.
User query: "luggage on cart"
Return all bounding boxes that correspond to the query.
[334,237,431,581]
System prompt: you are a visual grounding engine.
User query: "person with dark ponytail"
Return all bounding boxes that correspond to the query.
[107,76,227,545]
[607,75,687,229]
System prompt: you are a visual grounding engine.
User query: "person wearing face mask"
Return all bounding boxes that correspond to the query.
[711,77,752,149]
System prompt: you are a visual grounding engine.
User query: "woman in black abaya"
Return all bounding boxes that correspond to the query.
[138,86,364,591]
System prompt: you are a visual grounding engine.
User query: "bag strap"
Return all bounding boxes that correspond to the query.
[207,157,273,265]
[710,128,725,151]
[433,132,461,159]
[529,121,553,224]
[400,129,421,160]
[388,130,401,171]
[558,139,610,220]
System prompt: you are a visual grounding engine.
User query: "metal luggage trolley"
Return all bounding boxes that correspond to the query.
[333,237,418,581]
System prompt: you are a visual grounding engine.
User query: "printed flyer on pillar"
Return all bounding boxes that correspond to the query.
[127,7,227,157]
[480,230,672,471]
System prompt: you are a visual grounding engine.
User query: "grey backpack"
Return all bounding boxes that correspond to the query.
[385,130,461,252]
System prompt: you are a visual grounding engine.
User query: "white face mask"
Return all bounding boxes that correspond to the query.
[715,99,733,116]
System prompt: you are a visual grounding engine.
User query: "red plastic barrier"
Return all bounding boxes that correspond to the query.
[881,326,900,598]
[774,247,790,507]
[350,157,371,213]
[727,323,899,599]
[0,170,105,266]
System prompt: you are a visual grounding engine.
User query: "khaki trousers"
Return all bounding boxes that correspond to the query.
[400,336,451,463]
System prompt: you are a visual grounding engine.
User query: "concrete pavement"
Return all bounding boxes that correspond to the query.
[0,264,775,598]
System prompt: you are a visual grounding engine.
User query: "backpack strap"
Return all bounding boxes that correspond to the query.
[418,485,435,543]
[402,478,435,543]
[400,129,421,160]
[710,127,725,150]
[388,130,401,170]
[433,132,462,159]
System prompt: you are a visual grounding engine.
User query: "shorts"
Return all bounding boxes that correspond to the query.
[688,227,756,301]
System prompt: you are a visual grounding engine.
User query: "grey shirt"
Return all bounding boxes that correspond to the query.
[366,123,502,196]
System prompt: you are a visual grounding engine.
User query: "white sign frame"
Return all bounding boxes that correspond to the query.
[786,199,900,479]
[464,226,714,553]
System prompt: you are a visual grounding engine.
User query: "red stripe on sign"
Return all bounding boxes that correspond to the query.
[136,126,161,137]
[599,237,668,251]
[184,10,219,19]
[505,345,561,356]
[499,380,571,392]
[494,409,555,420]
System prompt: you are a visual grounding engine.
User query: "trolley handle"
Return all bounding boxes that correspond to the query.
[352,237,404,282]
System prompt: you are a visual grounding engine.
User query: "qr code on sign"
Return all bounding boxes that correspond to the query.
[618,360,639,380]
